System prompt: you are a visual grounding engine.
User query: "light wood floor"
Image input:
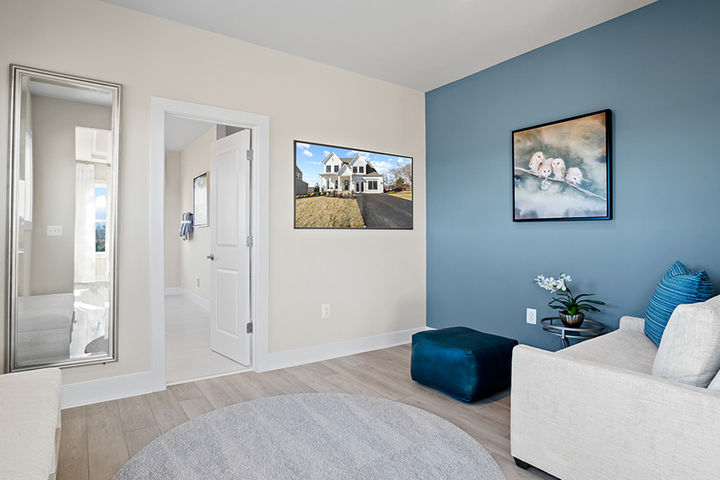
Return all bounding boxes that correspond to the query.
[57,344,554,480]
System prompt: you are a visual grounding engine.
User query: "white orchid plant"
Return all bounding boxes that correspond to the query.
[534,273,605,316]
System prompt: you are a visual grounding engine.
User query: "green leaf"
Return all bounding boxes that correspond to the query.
[549,299,570,309]
[577,300,598,306]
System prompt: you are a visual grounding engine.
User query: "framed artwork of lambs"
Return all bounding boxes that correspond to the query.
[512,109,612,221]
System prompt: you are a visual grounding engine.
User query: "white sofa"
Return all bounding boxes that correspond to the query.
[0,368,62,480]
[511,316,720,480]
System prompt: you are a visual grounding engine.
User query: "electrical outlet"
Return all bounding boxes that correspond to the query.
[321,304,331,319]
[526,308,537,325]
[46,225,63,236]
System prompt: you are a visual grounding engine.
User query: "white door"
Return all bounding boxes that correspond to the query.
[209,129,252,366]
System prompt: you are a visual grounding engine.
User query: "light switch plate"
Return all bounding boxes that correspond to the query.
[526,308,537,325]
[46,225,62,236]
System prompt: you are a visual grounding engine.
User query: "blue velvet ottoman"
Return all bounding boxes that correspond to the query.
[411,327,518,403]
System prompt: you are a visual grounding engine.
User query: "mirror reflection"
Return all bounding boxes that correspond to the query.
[10,67,120,370]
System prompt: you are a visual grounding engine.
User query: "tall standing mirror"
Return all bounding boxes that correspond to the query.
[7,65,121,371]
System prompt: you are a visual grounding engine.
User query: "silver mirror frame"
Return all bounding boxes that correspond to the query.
[6,65,121,372]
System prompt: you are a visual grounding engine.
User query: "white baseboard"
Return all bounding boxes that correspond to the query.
[182,289,210,311]
[61,325,427,407]
[164,287,210,311]
[258,326,426,372]
[60,371,159,409]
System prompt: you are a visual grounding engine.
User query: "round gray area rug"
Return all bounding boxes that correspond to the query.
[115,393,506,480]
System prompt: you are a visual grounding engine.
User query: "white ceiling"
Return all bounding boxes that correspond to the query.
[103,0,655,91]
[165,115,215,152]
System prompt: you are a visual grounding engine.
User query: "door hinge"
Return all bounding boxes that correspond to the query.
[246,149,253,161]
[246,322,254,334]
[246,235,253,247]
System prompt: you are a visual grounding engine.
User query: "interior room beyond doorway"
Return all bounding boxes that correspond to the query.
[164,116,249,384]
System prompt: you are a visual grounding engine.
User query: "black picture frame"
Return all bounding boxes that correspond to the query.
[193,172,209,227]
[512,109,612,222]
[293,140,414,230]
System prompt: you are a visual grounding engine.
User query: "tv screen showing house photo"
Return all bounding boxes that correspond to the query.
[294,141,413,229]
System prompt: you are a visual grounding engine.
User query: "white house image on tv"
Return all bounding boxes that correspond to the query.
[319,152,384,193]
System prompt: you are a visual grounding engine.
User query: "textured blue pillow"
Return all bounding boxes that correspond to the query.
[644,261,714,346]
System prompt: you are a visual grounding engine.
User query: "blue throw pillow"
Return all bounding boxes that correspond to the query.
[644,261,714,346]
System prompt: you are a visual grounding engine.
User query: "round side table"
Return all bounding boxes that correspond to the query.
[541,317,605,348]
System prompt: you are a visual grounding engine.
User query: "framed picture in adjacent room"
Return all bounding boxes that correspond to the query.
[193,172,209,227]
[512,109,612,222]
[293,140,413,229]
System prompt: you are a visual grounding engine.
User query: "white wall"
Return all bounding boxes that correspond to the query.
[0,0,425,385]
[163,151,181,288]
[165,125,215,299]
[179,127,214,302]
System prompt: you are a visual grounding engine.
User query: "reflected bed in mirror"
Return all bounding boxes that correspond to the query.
[8,65,121,371]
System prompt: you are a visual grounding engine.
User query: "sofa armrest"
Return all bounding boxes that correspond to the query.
[619,315,644,331]
[511,345,720,480]
[0,368,62,480]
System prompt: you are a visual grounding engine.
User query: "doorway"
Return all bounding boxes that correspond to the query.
[163,118,252,383]
[149,98,270,390]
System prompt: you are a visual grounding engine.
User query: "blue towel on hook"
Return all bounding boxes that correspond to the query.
[180,212,194,240]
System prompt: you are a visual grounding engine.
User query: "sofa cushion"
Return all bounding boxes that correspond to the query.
[644,261,713,346]
[556,328,657,374]
[652,295,720,387]
[17,293,74,332]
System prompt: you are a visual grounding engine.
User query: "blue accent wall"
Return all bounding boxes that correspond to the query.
[426,0,720,350]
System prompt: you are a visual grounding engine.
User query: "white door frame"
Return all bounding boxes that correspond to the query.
[149,97,270,391]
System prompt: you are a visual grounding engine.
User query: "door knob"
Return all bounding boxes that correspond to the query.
[206,254,215,261]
